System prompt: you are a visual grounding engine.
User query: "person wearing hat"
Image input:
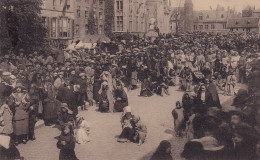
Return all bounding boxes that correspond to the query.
[42,77,58,126]
[117,106,135,143]
[57,103,74,127]
[54,71,64,89]
[56,78,78,119]
[77,73,87,110]
[98,81,109,112]
[114,81,128,112]
[9,83,30,145]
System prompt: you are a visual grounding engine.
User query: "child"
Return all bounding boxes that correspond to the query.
[57,124,78,160]
[172,101,184,137]
[74,115,90,144]
[132,115,147,146]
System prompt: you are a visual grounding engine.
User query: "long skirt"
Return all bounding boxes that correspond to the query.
[59,149,78,160]
[93,82,101,101]
[43,101,57,120]
[13,119,29,135]
[131,71,138,86]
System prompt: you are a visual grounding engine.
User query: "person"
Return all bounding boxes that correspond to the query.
[150,140,173,160]
[172,101,185,137]
[57,124,78,160]
[98,81,109,112]
[224,71,236,96]
[132,115,147,146]
[9,83,30,145]
[114,81,128,112]
[0,96,22,160]
[27,84,39,140]
[42,77,58,126]
[57,103,74,127]
[74,115,90,144]
[117,106,134,143]
[140,74,153,97]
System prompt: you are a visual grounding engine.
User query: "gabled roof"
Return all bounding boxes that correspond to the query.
[227,17,260,28]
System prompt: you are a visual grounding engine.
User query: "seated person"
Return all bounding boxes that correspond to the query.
[57,103,74,126]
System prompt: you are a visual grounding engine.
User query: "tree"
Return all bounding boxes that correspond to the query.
[0,0,48,54]
[171,7,184,33]
[104,0,114,38]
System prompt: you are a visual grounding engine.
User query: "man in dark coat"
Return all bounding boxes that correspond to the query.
[56,79,78,118]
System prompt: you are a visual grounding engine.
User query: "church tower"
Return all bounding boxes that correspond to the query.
[183,0,193,32]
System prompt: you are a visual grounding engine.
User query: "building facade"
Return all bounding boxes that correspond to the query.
[192,7,236,33]
[113,0,147,34]
[145,0,172,34]
[41,0,75,45]
[227,17,260,35]
[74,0,105,40]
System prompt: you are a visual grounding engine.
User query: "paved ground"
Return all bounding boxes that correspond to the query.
[17,84,241,160]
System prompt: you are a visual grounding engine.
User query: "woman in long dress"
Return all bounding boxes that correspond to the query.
[9,83,30,145]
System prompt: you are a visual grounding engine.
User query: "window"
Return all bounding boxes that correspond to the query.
[66,0,70,10]
[199,25,203,30]
[246,28,251,32]
[99,25,103,34]
[53,0,57,9]
[211,24,215,29]
[206,15,209,19]
[223,23,226,29]
[77,6,80,17]
[129,21,132,31]
[230,28,233,31]
[205,24,209,29]
[68,19,70,37]
[221,14,224,18]
[85,24,88,34]
[116,16,123,31]
[99,12,103,19]
[247,20,251,24]
[199,15,203,20]
[76,24,79,35]
[194,25,197,30]
[51,18,56,37]
[116,0,123,11]
[59,18,68,37]
[85,8,89,19]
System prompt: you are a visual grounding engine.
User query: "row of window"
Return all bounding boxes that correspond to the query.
[77,6,103,19]
[42,17,104,38]
[198,14,225,20]
[194,23,227,30]
[230,28,251,32]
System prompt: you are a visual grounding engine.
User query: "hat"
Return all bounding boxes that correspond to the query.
[79,73,86,77]
[61,103,73,114]
[2,72,12,76]
[192,136,224,151]
[123,106,131,113]
[15,83,25,89]
[58,72,64,75]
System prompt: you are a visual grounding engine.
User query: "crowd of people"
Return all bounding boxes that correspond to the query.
[0,31,259,160]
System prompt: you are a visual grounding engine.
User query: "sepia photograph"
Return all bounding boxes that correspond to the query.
[0,0,260,159]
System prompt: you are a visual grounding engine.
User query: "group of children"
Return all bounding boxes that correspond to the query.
[56,111,90,160]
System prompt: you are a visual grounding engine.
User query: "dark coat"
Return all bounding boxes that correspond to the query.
[114,89,128,112]
[57,86,78,116]
[57,134,78,160]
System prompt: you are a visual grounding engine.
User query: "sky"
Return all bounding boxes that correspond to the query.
[170,0,260,11]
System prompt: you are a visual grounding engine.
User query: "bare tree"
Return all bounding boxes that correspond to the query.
[170,0,184,33]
